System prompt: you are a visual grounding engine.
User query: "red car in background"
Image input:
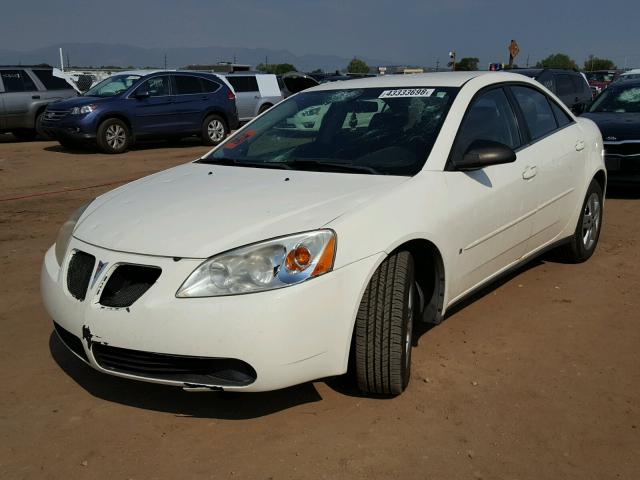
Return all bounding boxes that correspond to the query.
[585,70,621,97]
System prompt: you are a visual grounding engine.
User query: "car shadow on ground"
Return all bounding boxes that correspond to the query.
[49,333,323,419]
[42,137,208,155]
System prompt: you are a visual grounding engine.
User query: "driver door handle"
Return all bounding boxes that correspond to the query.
[522,165,537,180]
[575,140,585,151]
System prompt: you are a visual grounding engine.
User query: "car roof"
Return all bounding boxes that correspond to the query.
[308,71,533,91]
[621,69,640,75]
[609,78,640,88]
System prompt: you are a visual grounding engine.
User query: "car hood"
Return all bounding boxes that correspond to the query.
[74,162,408,258]
[47,95,117,109]
[581,112,640,141]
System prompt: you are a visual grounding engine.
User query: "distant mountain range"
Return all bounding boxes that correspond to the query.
[0,42,400,72]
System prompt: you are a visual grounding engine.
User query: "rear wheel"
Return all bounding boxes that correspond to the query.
[354,251,416,396]
[202,114,228,146]
[97,118,130,154]
[557,179,603,262]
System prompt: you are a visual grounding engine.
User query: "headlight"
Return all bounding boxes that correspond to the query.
[70,104,97,115]
[54,200,93,266]
[177,230,336,297]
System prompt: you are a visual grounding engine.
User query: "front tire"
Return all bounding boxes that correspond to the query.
[354,251,416,396]
[202,114,228,146]
[557,179,603,262]
[97,118,130,154]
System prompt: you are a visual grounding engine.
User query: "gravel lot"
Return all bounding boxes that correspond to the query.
[1,133,638,479]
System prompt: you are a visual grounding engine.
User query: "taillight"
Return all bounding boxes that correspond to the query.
[227,90,236,101]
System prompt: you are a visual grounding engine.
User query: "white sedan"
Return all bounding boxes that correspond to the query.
[42,72,605,395]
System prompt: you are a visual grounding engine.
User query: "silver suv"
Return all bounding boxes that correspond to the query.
[0,66,77,140]
[223,73,284,122]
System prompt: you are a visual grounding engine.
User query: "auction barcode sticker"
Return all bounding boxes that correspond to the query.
[379,88,435,98]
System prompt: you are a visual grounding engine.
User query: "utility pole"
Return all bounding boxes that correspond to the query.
[526,54,530,68]
[66,54,70,69]
[435,58,440,72]
[164,53,167,70]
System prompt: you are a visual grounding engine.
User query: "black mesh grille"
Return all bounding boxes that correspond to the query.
[99,264,161,308]
[66,251,95,301]
[92,344,257,386]
[53,322,88,362]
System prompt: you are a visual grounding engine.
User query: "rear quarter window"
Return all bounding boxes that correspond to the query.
[1,70,37,92]
[32,70,72,90]
[200,78,221,93]
[227,76,259,93]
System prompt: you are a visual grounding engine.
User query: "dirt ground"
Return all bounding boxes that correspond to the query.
[0,133,638,480]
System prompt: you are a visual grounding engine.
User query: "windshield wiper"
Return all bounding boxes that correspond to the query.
[287,159,380,175]
[197,157,292,170]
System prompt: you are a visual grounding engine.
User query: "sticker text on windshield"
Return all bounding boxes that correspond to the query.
[379,88,435,98]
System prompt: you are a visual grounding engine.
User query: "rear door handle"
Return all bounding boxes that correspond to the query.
[522,165,537,180]
[575,140,585,151]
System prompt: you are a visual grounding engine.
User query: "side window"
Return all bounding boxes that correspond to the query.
[200,78,221,93]
[511,86,558,140]
[137,76,170,97]
[32,69,71,90]
[536,72,555,92]
[174,75,203,95]
[556,75,574,97]
[1,70,37,92]
[550,101,573,128]
[227,76,258,93]
[455,88,521,158]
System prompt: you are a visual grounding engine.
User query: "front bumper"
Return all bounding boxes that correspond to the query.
[41,237,381,392]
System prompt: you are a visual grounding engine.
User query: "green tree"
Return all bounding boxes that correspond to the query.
[256,63,297,75]
[455,57,479,71]
[347,58,370,74]
[535,53,577,69]
[584,56,616,71]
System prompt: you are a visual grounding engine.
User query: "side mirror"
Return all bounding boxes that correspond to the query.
[455,140,516,171]
[135,90,150,99]
[572,103,586,115]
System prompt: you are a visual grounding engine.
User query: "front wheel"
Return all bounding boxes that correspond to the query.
[202,114,228,146]
[97,118,130,154]
[354,251,416,396]
[557,179,603,262]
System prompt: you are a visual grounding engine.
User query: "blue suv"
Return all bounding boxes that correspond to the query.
[41,70,239,153]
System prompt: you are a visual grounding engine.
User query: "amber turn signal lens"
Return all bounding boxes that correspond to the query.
[311,235,336,277]
[285,245,312,272]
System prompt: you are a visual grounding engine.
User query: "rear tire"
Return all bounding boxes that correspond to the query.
[557,179,603,263]
[202,114,228,146]
[97,118,130,154]
[354,251,415,396]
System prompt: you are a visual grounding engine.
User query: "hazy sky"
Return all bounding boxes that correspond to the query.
[1,0,639,68]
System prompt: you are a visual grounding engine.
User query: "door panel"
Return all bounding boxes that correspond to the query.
[171,75,207,132]
[446,157,537,297]
[509,85,581,251]
[446,87,537,298]
[130,76,173,134]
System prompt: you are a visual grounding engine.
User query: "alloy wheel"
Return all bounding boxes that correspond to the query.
[207,120,225,143]
[582,192,601,251]
[105,124,126,150]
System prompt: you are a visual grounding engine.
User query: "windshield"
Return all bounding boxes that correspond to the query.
[84,74,142,97]
[589,85,640,113]
[200,87,457,175]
